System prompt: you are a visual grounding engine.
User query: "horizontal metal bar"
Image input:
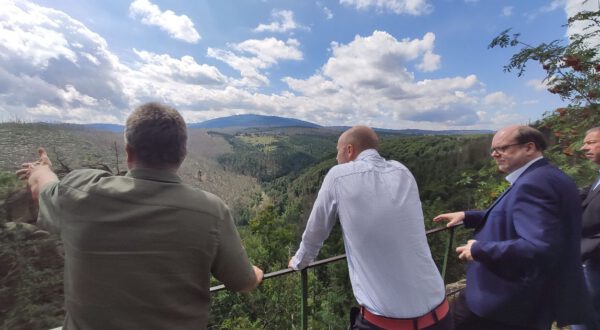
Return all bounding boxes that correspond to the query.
[210,223,462,293]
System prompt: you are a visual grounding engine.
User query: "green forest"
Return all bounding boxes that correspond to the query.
[2,7,600,330]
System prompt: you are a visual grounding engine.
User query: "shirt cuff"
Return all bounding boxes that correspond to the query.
[290,253,307,270]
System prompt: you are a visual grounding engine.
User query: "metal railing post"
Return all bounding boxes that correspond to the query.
[301,268,308,330]
[441,226,456,281]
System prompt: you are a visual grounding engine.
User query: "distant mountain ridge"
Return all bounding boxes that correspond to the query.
[81,114,492,135]
[188,114,320,129]
[85,123,124,132]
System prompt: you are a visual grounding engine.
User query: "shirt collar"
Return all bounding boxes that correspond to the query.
[355,149,380,161]
[126,168,182,183]
[505,156,543,185]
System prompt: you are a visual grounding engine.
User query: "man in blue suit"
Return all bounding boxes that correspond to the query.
[572,127,600,330]
[434,125,591,329]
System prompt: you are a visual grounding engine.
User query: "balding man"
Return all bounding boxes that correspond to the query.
[434,125,591,330]
[289,126,451,329]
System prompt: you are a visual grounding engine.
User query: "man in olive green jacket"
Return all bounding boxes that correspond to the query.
[17,102,263,330]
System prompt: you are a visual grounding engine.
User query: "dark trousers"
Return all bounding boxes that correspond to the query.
[571,259,600,330]
[451,291,540,330]
[349,307,454,330]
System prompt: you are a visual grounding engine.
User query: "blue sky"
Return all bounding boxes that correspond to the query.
[0,0,597,129]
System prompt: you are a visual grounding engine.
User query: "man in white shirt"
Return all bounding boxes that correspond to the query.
[288,125,451,330]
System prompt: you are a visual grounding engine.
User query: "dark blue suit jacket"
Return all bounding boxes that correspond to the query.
[463,158,590,328]
[581,182,600,261]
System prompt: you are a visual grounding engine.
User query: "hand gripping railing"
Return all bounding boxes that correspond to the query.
[210,224,461,330]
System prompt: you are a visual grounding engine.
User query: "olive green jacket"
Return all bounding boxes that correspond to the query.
[39,168,256,330]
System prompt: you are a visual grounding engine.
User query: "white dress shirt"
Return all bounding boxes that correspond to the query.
[290,149,446,318]
[505,156,543,185]
[593,169,600,191]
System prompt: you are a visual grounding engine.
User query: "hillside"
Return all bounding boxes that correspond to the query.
[0,123,261,222]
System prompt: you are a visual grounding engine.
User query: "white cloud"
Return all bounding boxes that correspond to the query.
[129,0,200,43]
[542,0,566,13]
[340,0,433,15]
[501,6,513,17]
[417,51,441,72]
[0,0,128,123]
[564,0,600,48]
[483,91,515,107]
[133,50,227,85]
[526,79,549,91]
[323,6,334,19]
[282,31,486,127]
[320,31,441,89]
[0,0,529,130]
[317,2,334,19]
[207,38,303,88]
[254,9,308,33]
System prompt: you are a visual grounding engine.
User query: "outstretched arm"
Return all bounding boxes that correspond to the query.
[16,148,58,200]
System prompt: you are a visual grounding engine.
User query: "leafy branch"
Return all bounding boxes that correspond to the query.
[488,8,600,107]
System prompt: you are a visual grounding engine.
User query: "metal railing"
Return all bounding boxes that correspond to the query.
[210,224,461,330]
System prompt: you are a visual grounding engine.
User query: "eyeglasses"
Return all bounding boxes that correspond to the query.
[490,143,524,154]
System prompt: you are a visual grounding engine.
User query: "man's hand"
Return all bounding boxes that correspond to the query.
[456,239,476,262]
[15,148,58,201]
[240,265,264,293]
[288,258,295,269]
[433,211,465,227]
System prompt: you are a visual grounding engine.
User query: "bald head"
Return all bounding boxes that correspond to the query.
[336,125,379,164]
[341,125,380,152]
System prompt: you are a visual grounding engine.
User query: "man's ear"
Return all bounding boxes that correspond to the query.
[347,144,357,161]
[524,141,537,154]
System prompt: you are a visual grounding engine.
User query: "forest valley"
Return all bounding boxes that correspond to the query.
[1,7,600,330]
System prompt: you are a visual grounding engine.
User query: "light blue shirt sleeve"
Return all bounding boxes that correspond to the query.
[290,172,338,270]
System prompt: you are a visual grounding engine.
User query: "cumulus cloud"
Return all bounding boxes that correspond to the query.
[483,91,515,107]
[0,0,528,129]
[282,31,487,127]
[417,51,441,72]
[254,9,308,33]
[129,0,200,43]
[133,50,227,85]
[340,0,433,15]
[564,0,600,47]
[319,31,442,89]
[207,38,302,88]
[0,0,128,123]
